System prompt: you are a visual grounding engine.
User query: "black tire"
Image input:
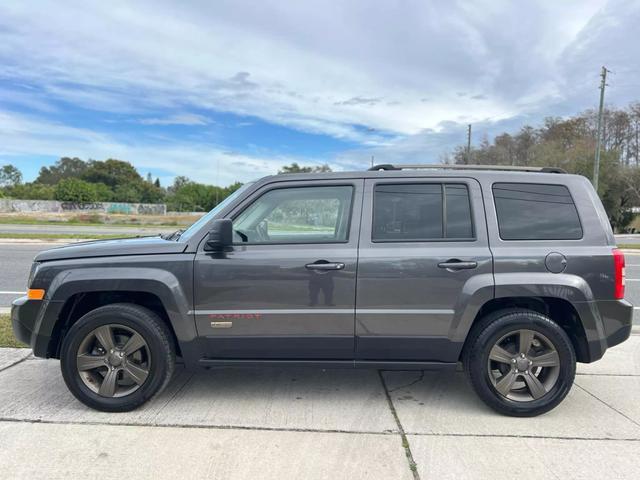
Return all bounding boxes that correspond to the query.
[463,308,576,417]
[60,303,175,412]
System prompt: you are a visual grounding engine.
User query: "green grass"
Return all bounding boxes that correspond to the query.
[0,218,178,228]
[0,314,26,348]
[617,244,640,249]
[0,233,135,241]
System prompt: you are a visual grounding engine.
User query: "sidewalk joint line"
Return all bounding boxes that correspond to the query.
[0,354,31,373]
[574,383,640,429]
[151,370,196,421]
[387,370,425,393]
[405,431,640,442]
[378,370,421,480]
[2,416,638,443]
[0,416,397,437]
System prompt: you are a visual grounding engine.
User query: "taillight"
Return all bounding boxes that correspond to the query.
[613,248,625,299]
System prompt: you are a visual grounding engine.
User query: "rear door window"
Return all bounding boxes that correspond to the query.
[372,183,474,241]
[492,183,582,240]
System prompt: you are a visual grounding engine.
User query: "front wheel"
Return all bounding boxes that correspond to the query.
[464,309,576,417]
[60,303,175,412]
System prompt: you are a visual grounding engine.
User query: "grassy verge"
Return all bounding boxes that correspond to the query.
[0,314,26,348]
[0,219,178,228]
[0,213,200,228]
[0,233,136,241]
[618,244,640,249]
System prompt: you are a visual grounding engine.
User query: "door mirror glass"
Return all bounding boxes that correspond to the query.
[205,218,233,251]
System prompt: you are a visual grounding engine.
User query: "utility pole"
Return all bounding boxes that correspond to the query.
[593,66,609,192]
[371,155,374,168]
[466,124,472,164]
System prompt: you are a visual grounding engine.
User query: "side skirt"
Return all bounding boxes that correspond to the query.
[197,358,458,370]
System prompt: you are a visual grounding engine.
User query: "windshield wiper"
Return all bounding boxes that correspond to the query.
[161,229,184,241]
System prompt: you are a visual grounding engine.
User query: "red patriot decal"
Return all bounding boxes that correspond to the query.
[208,313,262,320]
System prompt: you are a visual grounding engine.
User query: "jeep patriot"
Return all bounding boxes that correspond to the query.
[12,164,633,416]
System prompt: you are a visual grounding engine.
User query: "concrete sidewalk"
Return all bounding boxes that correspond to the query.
[0,335,639,480]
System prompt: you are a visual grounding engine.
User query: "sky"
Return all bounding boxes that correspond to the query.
[1,0,639,187]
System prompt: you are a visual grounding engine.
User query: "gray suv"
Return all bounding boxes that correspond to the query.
[11,164,633,416]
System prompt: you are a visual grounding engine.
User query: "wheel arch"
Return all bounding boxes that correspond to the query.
[460,296,590,362]
[48,290,182,359]
[35,267,199,365]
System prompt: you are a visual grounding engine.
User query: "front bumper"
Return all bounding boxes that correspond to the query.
[11,296,49,355]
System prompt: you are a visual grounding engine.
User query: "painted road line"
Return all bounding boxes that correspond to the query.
[0,291,25,295]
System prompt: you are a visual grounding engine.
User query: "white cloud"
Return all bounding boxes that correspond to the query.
[0,111,317,185]
[1,1,619,134]
[1,0,638,169]
[138,113,212,126]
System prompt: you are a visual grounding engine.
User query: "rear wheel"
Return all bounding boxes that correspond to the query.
[60,303,175,412]
[464,309,575,416]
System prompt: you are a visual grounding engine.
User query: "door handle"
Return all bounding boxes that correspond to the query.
[305,261,345,271]
[438,259,478,270]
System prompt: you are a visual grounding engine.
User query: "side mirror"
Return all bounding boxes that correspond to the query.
[205,218,233,251]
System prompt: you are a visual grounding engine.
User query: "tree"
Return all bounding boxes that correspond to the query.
[452,102,640,231]
[3,183,55,200]
[154,178,161,188]
[137,181,165,203]
[168,175,191,194]
[164,177,243,212]
[0,164,23,187]
[36,157,88,184]
[82,159,143,189]
[93,183,113,202]
[278,163,332,174]
[54,178,98,203]
[113,184,141,203]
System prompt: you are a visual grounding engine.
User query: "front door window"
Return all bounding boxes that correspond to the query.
[233,186,353,244]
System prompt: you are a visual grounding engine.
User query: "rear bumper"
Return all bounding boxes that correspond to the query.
[584,299,633,362]
[599,299,633,349]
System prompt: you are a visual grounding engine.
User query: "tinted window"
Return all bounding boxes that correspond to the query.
[372,183,473,241]
[493,183,582,240]
[445,184,473,238]
[233,185,353,244]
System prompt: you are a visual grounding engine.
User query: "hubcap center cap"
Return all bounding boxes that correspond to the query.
[515,357,530,372]
[108,352,124,367]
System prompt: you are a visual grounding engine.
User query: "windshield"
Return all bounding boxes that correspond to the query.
[178,182,254,242]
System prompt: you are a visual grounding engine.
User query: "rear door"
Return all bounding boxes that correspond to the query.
[355,177,492,362]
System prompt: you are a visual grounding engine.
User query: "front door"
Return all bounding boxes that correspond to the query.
[194,179,363,359]
[356,177,492,362]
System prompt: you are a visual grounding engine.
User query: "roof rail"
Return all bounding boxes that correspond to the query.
[368,164,566,174]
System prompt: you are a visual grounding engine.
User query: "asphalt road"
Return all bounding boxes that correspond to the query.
[1,243,639,325]
[616,234,640,245]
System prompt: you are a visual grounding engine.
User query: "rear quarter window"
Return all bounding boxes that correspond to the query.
[492,183,582,240]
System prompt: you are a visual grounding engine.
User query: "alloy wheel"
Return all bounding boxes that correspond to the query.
[487,329,560,402]
[76,324,151,398]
